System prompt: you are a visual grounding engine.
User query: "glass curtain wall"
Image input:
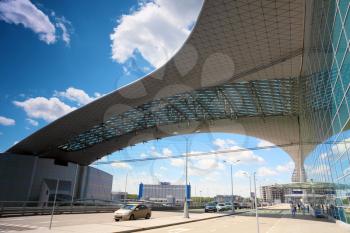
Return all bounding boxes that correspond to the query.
[302,0,350,224]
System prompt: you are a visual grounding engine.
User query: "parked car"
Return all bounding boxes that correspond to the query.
[204,203,217,212]
[224,202,233,210]
[233,202,241,209]
[114,204,151,221]
[216,203,227,211]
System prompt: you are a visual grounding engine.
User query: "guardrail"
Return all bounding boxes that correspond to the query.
[0,201,250,217]
[0,201,122,217]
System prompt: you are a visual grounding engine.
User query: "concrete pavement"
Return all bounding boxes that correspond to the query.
[0,209,237,233]
[146,207,350,233]
[0,205,348,233]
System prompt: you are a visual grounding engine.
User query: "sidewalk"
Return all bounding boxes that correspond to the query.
[22,211,238,233]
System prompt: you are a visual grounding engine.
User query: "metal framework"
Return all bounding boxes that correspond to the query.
[58,78,298,152]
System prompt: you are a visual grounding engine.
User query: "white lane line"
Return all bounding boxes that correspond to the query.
[0,223,36,228]
[0,218,25,221]
[38,221,59,224]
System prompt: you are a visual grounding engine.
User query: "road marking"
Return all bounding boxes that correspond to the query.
[0,218,25,221]
[38,221,59,224]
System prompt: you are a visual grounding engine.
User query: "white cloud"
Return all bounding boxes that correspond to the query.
[309,165,330,176]
[212,138,265,164]
[110,0,203,68]
[0,0,56,44]
[94,92,102,98]
[0,0,71,44]
[13,97,76,122]
[257,140,274,148]
[170,158,184,167]
[111,162,132,170]
[189,156,224,176]
[331,138,350,156]
[0,116,15,126]
[217,147,265,164]
[257,167,277,177]
[56,17,71,45]
[26,118,38,126]
[140,153,148,158]
[55,87,96,106]
[162,147,173,157]
[213,138,226,148]
[234,170,249,178]
[276,161,294,173]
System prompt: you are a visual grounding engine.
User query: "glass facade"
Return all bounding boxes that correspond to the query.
[302,0,350,224]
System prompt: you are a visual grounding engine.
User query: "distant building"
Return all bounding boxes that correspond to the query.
[138,182,190,203]
[111,192,128,203]
[214,195,242,203]
[260,185,285,204]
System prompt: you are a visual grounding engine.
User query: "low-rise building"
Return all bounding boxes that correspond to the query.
[260,184,285,204]
[138,182,190,204]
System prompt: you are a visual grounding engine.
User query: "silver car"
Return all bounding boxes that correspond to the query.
[114,204,151,221]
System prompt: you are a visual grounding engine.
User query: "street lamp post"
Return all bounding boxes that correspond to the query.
[124,172,128,204]
[223,160,240,214]
[243,172,259,233]
[184,137,189,218]
[249,175,253,209]
[253,172,260,233]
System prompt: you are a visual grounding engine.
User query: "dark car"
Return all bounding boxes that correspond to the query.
[204,203,217,212]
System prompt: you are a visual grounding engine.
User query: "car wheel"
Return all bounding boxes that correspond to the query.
[145,213,151,219]
[129,214,135,220]
[205,210,208,213]
[115,219,120,222]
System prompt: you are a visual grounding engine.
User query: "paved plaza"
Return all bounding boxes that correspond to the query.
[0,205,348,233]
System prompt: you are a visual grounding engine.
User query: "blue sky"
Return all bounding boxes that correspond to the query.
[0,0,294,197]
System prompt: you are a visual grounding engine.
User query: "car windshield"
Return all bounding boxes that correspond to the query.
[206,203,215,207]
[121,205,137,210]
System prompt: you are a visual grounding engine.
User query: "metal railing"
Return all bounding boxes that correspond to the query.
[0,200,251,217]
[0,201,122,217]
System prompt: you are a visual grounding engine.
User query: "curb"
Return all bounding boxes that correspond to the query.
[114,211,249,233]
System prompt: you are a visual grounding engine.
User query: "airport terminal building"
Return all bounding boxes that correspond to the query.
[0,154,113,204]
[1,0,350,225]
